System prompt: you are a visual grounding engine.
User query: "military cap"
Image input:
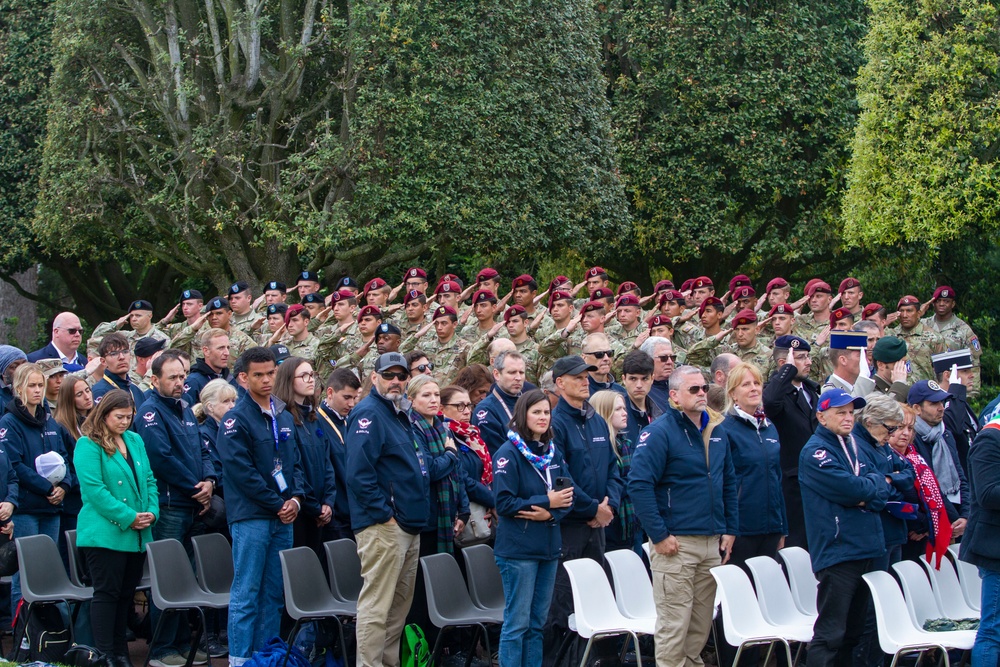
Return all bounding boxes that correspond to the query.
[617,281,640,296]
[862,303,884,319]
[297,271,319,283]
[204,297,231,312]
[768,304,794,317]
[897,295,921,309]
[476,268,499,283]
[590,287,614,301]
[228,281,250,296]
[579,301,605,315]
[548,276,571,292]
[472,289,497,305]
[774,335,811,352]
[504,305,527,323]
[805,280,832,296]
[133,338,166,358]
[266,303,288,317]
[336,276,359,291]
[839,277,861,294]
[646,314,672,329]
[301,293,325,305]
[732,309,757,326]
[435,280,461,295]
[931,349,973,374]
[586,266,608,279]
[512,274,536,290]
[284,304,307,325]
[375,322,402,338]
[180,289,204,302]
[403,267,427,281]
[357,305,382,322]
[766,277,789,292]
[907,380,951,405]
[729,274,752,293]
[437,273,461,287]
[658,290,686,307]
[36,358,68,378]
[872,336,907,363]
[829,330,868,350]
[933,286,956,301]
[830,307,855,327]
[548,290,572,310]
[818,388,866,412]
[552,355,597,379]
[270,344,291,363]
[691,276,713,290]
[654,279,675,293]
[680,279,694,292]
[733,286,756,300]
[698,297,724,316]
[403,289,425,305]
[615,294,640,309]
[363,277,387,295]
[128,299,154,313]
[433,305,458,320]
[329,290,354,303]
[265,281,286,292]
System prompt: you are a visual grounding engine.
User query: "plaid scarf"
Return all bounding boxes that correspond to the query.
[411,412,461,554]
[614,433,637,543]
[446,417,492,486]
[904,443,953,569]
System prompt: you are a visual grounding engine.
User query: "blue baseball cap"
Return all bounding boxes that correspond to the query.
[818,388,866,412]
[907,380,951,405]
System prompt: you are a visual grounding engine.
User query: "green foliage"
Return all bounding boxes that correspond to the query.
[843,0,1000,246]
[605,0,866,278]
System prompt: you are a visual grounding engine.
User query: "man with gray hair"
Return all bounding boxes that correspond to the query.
[473,350,527,454]
[640,336,676,412]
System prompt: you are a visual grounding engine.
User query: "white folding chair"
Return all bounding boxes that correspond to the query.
[778,547,818,616]
[745,556,817,627]
[604,549,656,621]
[953,557,982,613]
[892,560,945,628]
[863,571,974,667]
[918,556,979,619]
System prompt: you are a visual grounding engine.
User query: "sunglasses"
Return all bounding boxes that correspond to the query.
[445,402,473,411]
[686,384,711,395]
[380,371,409,381]
[584,350,613,359]
[414,363,435,373]
[657,354,677,362]
[882,423,901,434]
[60,328,84,335]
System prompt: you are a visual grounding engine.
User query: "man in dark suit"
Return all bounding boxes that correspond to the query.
[763,335,820,548]
[27,312,87,366]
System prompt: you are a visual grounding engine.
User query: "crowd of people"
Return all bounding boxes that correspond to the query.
[0,265,996,667]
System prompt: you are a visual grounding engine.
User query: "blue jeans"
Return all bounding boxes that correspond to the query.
[974,567,1000,667]
[150,505,204,658]
[11,513,61,616]
[228,519,292,665]
[496,556,558,667]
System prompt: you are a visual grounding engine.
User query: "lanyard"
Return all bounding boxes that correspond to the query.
[269,398,280,453]
[493,388,514,421]
[838,434,860,476]
[317,405,344,445]
[529,464,553,491]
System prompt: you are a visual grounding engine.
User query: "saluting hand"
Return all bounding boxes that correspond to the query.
[159,304,180,326]
[715,328,733,343]
[633,330,650,349]
[570,281,588,297]
[388,282,405,302]
[891,359,908,383]
[830,293,842,307]
[919,299,933,318]
[533,289,550,306]
[719,290,731,305]
[756,316,773,333]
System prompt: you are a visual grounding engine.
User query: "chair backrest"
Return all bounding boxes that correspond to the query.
[778,547,818,616]
[64,530,87,588]
[460,544,505,611]
[710,564,774,644]
[891,560,942,627]
[16,534,79,602]
[324,539,363,602]
[562,557,632,639]
[862,571,924,654]
[948,543,960,559]
[953,557,982,611]
[604,549,655,620]
[145,539,210,609]
[279,547,342,620]
[919,556,978,619]
[420,553,482,629]
[191,533,234,595]
[745,556,814,625]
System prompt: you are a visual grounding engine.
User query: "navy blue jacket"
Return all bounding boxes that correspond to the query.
[316,404,351,529]
[291,404,337,517]
[961,422,1000,572]
[852,422,915,548]
[27,343,86,366]
[0,447,18,508]
[217,393,305,523]
[798,425,889,572]
[588,375,627,398]
[184,359,230,405]
[648,380,670,413]
[912,422,969,520]
[624,395,663,452]
[92,371,145,410]
[345,389,430,534]
[198,416,225,495]
[473,384,519,455]
[722,410,787,536]
[411,414,467,532]
[136,391,216,510]
[552,397,623,521]
[628,407,738,544]
[453,432,494,508]
[0,406,76,514]
[492,439,572,560]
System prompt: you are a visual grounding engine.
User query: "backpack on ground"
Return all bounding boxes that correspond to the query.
[243,636,312,667]
[8,600,72,663]
[401,623,431,667]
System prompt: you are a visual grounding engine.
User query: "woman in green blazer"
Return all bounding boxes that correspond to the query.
[74,389,159,667]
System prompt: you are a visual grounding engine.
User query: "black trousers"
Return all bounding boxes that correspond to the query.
[807,558,874,667]
[783,477,808,549]
[82,547,146,657]
[716,534,785,667]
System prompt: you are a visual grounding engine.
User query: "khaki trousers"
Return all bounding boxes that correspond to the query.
[650,535,721,667]
[355,521,421,667]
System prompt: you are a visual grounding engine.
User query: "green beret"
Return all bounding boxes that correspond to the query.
[872,336,907,363]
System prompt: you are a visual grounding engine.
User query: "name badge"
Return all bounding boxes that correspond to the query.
[272,460,288,492]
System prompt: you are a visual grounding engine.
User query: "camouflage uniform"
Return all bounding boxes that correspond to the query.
[459,321,499,343]
[794,313,828,345]
[128,369,153,394]
[89,321,171,360]
[417,335,470,386]
[525,306,555,341]
[672,315,703,350]
[686,337,771,375]
[537,327,586,372]
[889,323,946,383]
[923,314,982,395]
[285,334,320,367]
[315,324,352,367]
[334,342,378,379]
[229,310,264,338]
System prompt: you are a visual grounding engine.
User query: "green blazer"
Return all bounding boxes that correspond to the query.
[74,430,160,552]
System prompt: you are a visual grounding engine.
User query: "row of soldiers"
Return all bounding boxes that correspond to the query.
[81,266,982,400]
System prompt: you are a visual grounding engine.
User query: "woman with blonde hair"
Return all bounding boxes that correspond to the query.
[194,379,238,496]
[590,390,641,553]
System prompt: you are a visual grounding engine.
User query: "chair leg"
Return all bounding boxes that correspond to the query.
[628,631,642,667]
[763,641,775,667]
[282,619,304,667]
[481,624,492,665]
[464,625,481,667]
[186,608,207,667]
[144,609,170,667]
[332,617,349,667]
[430,625,449,667]
[12,603,34,659]
[578,636,596,667]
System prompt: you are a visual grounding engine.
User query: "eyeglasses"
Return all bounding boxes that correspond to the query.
[686,384,711,395]
[380,371,409,381]
[60,328,83,335]
[584,350,613,359]
[445,402,473,411]
[882,423,901,434]
[657,354,677,362]
[294,372,316,381]
[104,350,130,359]
[414,363,435,373]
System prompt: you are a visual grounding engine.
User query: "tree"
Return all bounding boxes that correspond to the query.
[843,0,1000,248]
[602,0,867,282]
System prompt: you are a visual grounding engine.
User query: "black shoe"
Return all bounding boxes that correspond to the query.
[115,654,133,667]
[203,636,228,658]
